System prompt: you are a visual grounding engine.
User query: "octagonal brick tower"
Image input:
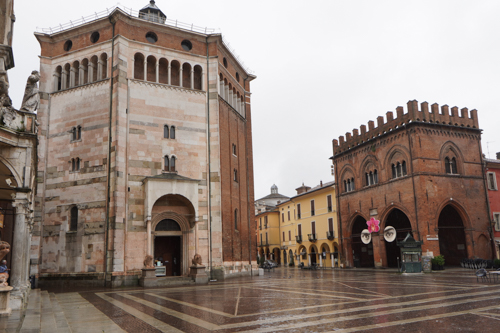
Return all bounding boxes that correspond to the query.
[33,3,256,286]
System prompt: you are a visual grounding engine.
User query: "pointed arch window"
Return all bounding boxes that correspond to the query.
[164,155,169,171]
[445,157,458,174]
[71,127,77,141]
[170,156,176,172]
[392,161,407,179]
[170,126,175,139]
[164,125,169,138]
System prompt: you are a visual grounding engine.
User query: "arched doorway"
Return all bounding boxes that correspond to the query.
[333,245,339,267]
[154,219,182,276]
[438,205,467,265]
[283,249,287,265]
[384,209,412,268]
[272,247,281,264]
[289,249,293,265]
[352,216,374,267]
[320,244,330,267]
[309,244,318,265]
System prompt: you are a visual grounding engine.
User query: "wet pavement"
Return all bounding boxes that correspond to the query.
[4,267,500,332]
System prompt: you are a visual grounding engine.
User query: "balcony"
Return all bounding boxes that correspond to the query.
[326,231,335,240]
[308,233,317,242]
[295,235,302,244]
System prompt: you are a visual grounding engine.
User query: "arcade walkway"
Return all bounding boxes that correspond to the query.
[2,267,500,332]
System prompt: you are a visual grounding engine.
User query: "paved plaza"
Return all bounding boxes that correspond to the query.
[3,267,500,332]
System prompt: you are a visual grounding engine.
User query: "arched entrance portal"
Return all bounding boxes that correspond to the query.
[154,219,181,276]
[283,249,287,265]
[352,216,374,267]
[272,247,281,264]
[438,205,467,266]
[384,209,412,268]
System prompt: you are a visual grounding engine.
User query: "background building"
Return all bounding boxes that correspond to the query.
[486,153,500,259]
[332,100,492,268]
[34,2,256,286]
[256,181,339,268]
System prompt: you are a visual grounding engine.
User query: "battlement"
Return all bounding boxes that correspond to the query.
[332,100,479,156]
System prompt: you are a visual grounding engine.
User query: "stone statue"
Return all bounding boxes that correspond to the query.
[20,70,40,113]
[0,241,9,262]
[192,253,202,266]
[143,254,154,268]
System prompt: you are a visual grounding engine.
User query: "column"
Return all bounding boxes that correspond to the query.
[78,65,84,85]
[155,60,159,83]
[88,63,95,83]
[190,70,194,89]
[331,254,334,268]
[146,218,152,256]
[10,195,29,290]
[143,60,147,81]
[319,254,323,267]
[53,73,60,92]
[308,254,311,266]
[61,70,67,90]
[69,68,76,88]
[219,81,224,98]
[202,72,205,91]
[167,65,171,85]
[179,68,183,87]
[97,60,103,81]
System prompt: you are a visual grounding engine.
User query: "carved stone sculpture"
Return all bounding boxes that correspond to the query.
[0,242,9,262]
[143,254,154,268]
[192,253,202,266]
[20,70,40,113]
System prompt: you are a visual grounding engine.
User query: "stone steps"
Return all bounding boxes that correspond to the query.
[20,289,70,333]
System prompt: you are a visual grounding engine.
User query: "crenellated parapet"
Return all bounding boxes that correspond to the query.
[332,100,479,156]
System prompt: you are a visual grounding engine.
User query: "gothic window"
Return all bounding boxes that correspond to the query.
[70,206,78,231]
[232,144,237,156]
[170,126,175,139]
[71,158,81,172]
[392,161,407,179]
[233,169,238,182]
[445,157,458,174]
[164,125,169,138]
[77,126,81,140]
[344,178,355,192]
[71,127,77,141]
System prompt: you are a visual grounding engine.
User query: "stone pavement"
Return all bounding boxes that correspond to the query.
[2,267,500,332]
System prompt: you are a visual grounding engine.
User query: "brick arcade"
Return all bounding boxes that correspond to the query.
[332,100,492,268]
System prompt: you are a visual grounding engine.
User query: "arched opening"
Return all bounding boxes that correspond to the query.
[81,59,89,85]
[147,55,156,82]
[182,63,191,89]
[298,245,307,264]
[90,55,98,82]
[99,53,108,80]
[320,243,330,267]
[352,216,374,267]
[384,209,412,268]
[134,53,145,80]
[170,60,180,86]
[283,249,287,265]
[309,245,318,265]
[272,247,280,264]
[193,65,202,90]
[159,58,168,84]
[154,219,182,276]
[55,66,62,91]
[72,61,79,87]
[333,245,339,267]
[288,249,293,265]
[63,63,71,89]
[438,205,467,265]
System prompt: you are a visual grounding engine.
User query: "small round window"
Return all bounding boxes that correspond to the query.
[223,57,228,68]
[63,40,73,52]
[181,39,192,51]
[90,31,100,43]
[145,32,158,43]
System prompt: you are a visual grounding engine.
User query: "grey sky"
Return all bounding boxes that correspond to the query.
[8,0,500,200]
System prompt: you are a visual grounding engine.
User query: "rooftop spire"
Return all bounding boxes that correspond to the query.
[139,0,166,24]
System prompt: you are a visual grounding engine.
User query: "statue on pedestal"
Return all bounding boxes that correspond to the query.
[20,70,40,113]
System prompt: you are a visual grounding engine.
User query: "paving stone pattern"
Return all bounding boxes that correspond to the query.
[4,267,500,332]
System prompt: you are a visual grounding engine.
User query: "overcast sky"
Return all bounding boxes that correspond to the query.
[8,0,500,200]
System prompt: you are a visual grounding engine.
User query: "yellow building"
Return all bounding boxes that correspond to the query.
[277,181,339,268]
[256,210,281,261]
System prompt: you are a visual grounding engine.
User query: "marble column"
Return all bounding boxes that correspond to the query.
[10,195,29,290]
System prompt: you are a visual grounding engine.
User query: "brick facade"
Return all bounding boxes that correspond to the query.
[33,5,256,286]
[332,100,492,268]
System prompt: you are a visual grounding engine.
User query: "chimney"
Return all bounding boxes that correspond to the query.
[295,183,311,195]
[320,180,323,187]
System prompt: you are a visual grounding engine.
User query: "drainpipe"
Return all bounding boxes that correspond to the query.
[332,158,343,266]
[104,18,116,287]
[243,76,253,275]
[406,124,421,241]
[479,138,495,260]
[205,36,213,280]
